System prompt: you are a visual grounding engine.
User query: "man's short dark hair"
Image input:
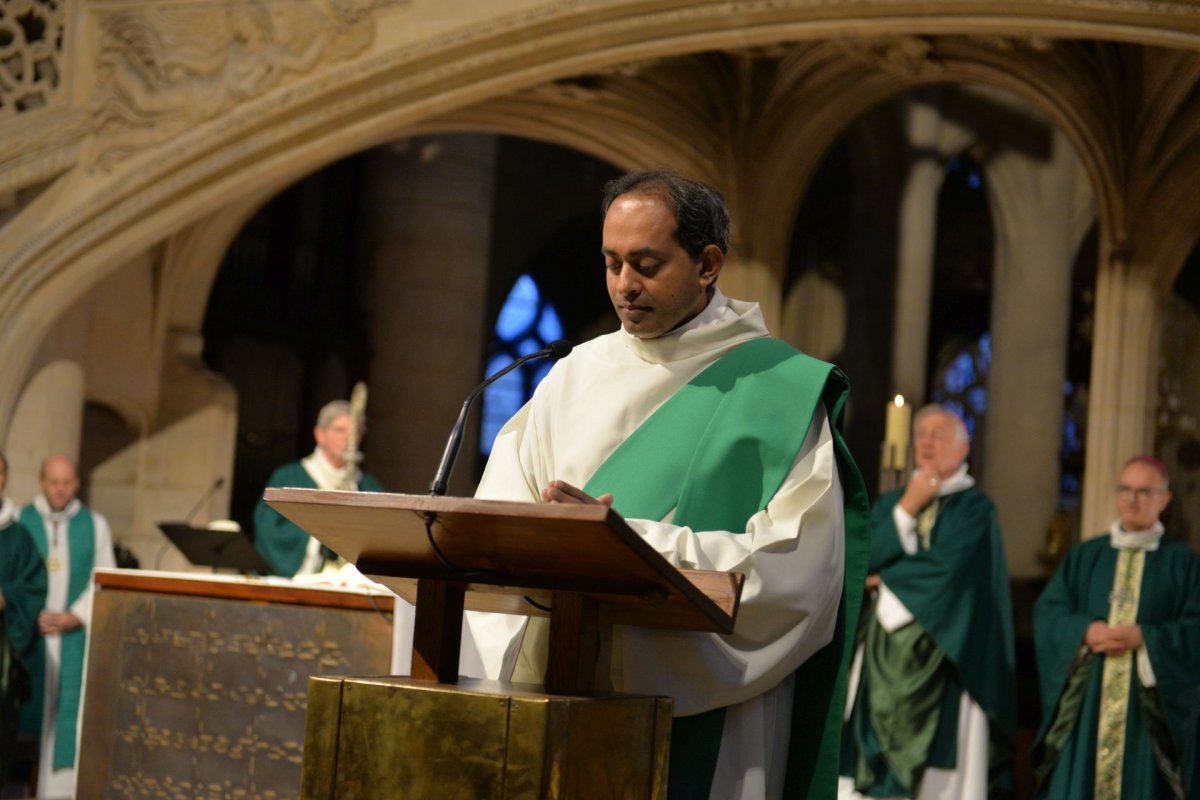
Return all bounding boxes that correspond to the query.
[601,170,731,260]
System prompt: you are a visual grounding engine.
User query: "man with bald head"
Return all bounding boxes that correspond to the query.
[840,404,1016,800]
[19,454,116,798]
[1033,456,1200,799]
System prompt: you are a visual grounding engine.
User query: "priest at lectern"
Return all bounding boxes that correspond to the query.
[467,170,870,800]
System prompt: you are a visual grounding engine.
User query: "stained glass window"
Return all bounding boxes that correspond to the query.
[480,274,563,456]
[931,332,992,440]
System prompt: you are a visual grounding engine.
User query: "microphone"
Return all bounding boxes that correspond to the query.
[184,476,226,524]
[429,339,572,496]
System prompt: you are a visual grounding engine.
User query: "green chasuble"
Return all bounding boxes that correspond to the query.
[253,462,383,577]
[1,518,47,782]
[1032,533,1200,800]
[842,486,1017,798]
[582,337,871,800]
[18,504,95,770]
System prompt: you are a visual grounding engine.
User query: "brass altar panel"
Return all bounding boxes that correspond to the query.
[303,677,671,799]
[78,584,392,800]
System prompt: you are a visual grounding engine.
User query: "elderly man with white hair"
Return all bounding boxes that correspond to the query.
[253,399,384,577]
[839,404,1017,800]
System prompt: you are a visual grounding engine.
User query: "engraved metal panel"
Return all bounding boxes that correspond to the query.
[78,587,392,800]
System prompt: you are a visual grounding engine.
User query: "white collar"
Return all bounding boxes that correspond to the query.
[301,447,359,491]
[911,463,975,497]
[1109,519,1164,551]
[0,497,15,528]
[620,288,769,365]
[33,493,81,522]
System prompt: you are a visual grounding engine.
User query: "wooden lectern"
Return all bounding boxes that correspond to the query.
[265,488,745,799]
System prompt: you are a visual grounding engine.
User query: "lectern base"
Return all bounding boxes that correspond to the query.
[302,676,672,799]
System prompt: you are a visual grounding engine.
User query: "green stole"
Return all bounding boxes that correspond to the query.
[583,337,870,800]
[19,504,95,770]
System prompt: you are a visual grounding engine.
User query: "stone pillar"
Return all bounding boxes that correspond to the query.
[362,135,496,495]
[981,129,1093,577]
[90,329,238,572]
[723,255,783,336]
[3,307,89,504]
[1079,256,1162,539]
[891,100,949,404]
[782,266,846,362]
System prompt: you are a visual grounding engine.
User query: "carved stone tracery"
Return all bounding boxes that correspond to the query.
[87,0,406,171]
[0,0,64,120]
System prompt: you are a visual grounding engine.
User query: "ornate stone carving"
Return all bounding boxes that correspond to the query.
[0,0,65,120]
[832,36,943,78]
[88,0,406,171]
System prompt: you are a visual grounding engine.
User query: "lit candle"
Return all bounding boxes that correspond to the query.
[884,395,911,469]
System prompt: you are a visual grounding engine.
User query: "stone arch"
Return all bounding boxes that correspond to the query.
[4,5,1200,437]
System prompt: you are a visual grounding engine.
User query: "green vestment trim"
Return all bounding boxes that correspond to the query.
[253,462,384,577]
[19,504,96,769]
[583,336,870,800]
[1033,534,1200,800]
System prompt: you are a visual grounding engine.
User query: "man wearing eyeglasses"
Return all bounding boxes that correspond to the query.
[1033,456,1200,799]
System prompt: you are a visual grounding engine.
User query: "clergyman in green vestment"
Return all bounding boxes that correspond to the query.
[1033,455,1200,800]
[253,399,383,578]
[466,170,871,800]
[0,450,47,787]
[19,454,117,798]
[840,404,1017,800]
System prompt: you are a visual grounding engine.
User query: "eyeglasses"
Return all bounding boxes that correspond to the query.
[1115,485,1165,501]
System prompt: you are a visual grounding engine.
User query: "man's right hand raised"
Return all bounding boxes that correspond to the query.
[898,467,942,516]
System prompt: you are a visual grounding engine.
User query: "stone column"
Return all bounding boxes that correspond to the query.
[362,135,496,495]
[90,328,239,572]
[1079,256,1162,539]
[3,307,89,504]
[981,129,1093,577]
[891,99,949,404]
[722,255,783,337]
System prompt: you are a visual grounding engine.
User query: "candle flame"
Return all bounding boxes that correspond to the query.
[893,394,905,407]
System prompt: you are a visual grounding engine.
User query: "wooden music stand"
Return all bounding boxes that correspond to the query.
[265,488,745,798]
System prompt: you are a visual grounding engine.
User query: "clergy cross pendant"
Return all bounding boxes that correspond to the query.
[46,554,62,573]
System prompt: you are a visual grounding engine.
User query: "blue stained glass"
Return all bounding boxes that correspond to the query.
[495,274,540,341]
[531,360,553,387]
[517,336,541,357]
[1064,380,1073,394]
[483,274,565,459]
[978,333,992,366]
[1063,416,1080,452]
[538,305,564,343]
[967,387,987,414]
[967,171,982,190]
[481,365,524,456]
[944,352,975,394]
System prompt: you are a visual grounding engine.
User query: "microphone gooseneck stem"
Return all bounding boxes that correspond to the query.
[428,342,571,496]
[429,356,526,496]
